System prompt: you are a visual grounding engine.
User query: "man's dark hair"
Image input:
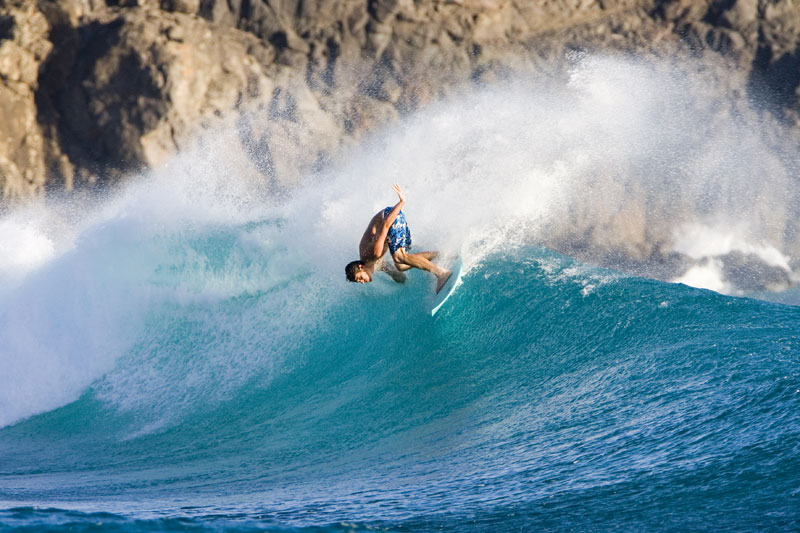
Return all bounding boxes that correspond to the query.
[345,260,363,282]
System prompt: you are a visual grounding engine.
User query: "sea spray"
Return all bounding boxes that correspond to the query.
[316,55,800,290]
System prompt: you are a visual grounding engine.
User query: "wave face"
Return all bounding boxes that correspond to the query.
[1,56,800,530]
[1,243,799,530]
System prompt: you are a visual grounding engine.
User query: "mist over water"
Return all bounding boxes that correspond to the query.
[336,55,798,291]
[1,54,799,531]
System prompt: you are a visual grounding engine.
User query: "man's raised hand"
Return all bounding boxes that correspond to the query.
[392,183,405,203]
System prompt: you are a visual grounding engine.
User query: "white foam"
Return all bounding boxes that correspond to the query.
[669,224,794,293]
[673,224,791,271]
[0,219,55,275]
[0,202,78,293]
[673,258,729,293]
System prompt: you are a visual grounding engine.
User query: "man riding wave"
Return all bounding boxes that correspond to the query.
[345,184,451,293]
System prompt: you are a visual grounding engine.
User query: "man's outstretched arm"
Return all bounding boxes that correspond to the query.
[373,184,406,257]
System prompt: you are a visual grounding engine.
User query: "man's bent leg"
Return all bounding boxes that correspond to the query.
[395,251,436,271]
[380,259,408,282]
[394,261,412,272]
[392,249,452,293]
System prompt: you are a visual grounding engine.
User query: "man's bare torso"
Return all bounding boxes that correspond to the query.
[359,210,388,264]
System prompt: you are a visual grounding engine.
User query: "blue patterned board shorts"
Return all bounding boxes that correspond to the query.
[383,206,412,255]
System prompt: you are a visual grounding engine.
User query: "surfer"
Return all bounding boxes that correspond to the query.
[345,184,452,292]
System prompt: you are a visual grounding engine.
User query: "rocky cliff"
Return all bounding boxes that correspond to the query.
[2,0,798,199]
[2,0,800,289]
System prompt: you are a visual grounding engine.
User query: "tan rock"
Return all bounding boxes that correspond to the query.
[0,0,51,200]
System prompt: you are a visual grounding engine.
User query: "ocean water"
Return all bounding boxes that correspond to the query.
[1,57,800,530]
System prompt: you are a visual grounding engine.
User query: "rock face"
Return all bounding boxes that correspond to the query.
[2,0,799,201]
[54,10,272,175]
[28,1,343,192]
[1,0,800,289]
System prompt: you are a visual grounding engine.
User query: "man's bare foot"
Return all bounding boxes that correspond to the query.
[435,269,452,294]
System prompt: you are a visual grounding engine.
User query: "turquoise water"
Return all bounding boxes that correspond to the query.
[1,234,798,530]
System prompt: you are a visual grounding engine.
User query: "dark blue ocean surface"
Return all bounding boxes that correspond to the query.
[1,243,798,531]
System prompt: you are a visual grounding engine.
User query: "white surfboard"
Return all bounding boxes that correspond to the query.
[431,257,463,316]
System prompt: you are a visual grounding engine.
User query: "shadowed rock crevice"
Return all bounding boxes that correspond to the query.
[749,43,800,124]
[55,19,159,180]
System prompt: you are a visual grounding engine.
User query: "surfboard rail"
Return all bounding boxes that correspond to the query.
[431,258,463,316]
